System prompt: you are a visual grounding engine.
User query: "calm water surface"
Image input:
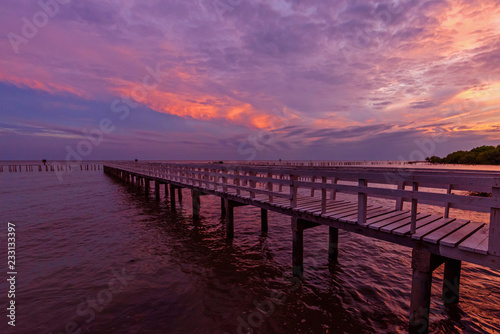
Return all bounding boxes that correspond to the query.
[1,164,500,333]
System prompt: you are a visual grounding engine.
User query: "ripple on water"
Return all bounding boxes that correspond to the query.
[0,169,499,333]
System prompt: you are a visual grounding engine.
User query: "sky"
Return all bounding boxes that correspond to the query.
[1,0,500,161]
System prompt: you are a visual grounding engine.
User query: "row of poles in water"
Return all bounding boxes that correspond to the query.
[0,164,102,172]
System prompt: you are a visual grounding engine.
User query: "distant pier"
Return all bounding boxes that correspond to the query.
[0,163,102,172]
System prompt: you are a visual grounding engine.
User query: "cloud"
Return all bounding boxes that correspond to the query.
[1,0,500,159]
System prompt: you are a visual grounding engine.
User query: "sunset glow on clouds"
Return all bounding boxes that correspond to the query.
[1,0,500,160]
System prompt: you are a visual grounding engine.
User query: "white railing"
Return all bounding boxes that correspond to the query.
[105,162,500,255]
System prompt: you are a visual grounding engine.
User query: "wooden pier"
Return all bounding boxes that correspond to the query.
[103,162,500,333]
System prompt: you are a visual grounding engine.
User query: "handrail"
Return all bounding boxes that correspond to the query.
[105,161,500,255]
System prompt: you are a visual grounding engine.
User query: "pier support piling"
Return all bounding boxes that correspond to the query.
[442,259,461,305]
[328,227,339,260]
[145,178,150,194]
[192,190,201,220]
[155,181,160,200]
[223,199,246,239]
[409,249,445,334]
[169,184,176,209]
[221,197,226,217]
[292,217,304,277]
[261,209,268,233]
[164,183,169,197]
[225,198,234,239]
[177,187,183,203]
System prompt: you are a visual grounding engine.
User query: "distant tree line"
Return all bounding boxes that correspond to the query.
[426,145,500,165]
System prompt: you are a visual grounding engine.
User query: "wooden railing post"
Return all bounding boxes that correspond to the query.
[410,182,419,234]
[235,170,241,195]
[321,176,327,214]
[222,169,228,192]
[267,172,273,202]
[358,179,367,225]
[249,171,256,198]
[395,181,406,211]
[290,174,298,208]
[489,186,500,255]
[444,184,452,218]
[244,171,249,186]
[330,177,338,200]
[204,168,209,188]
[310,176,316,197]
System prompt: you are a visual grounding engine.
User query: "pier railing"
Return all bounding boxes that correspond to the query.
[106,162,500,255]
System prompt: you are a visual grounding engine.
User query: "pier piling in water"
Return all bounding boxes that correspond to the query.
[442,259,461,304]
[291,218,304,277]
[221,197,226,216]
[177,187,183,203]
[225,198,234,239]
[192,190,201,220]
[328,227,339,260]
[261,208,268,232]
[169,184,176,209]
[155,181,160,200]
[409,249,445,334]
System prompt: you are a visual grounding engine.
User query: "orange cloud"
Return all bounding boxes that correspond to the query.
[0,72,86,97]
[116,86,278,129]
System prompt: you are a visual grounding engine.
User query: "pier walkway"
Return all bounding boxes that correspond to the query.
[104,161,500,333]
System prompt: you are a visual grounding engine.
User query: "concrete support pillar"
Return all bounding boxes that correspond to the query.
[410,269,432,334]
[409,249,445,334]
[144,179,150,194]
[155,181,160,200]
[177,187,183,203]
[442,259,461,305]
[221,197,226,217]
[192,190,201,220]
[261,209,268,233]
[328,227,339,260]
[225,198,234,239]
[164,183,169,197]
[292,217,304,277]
[169,184,176,209]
